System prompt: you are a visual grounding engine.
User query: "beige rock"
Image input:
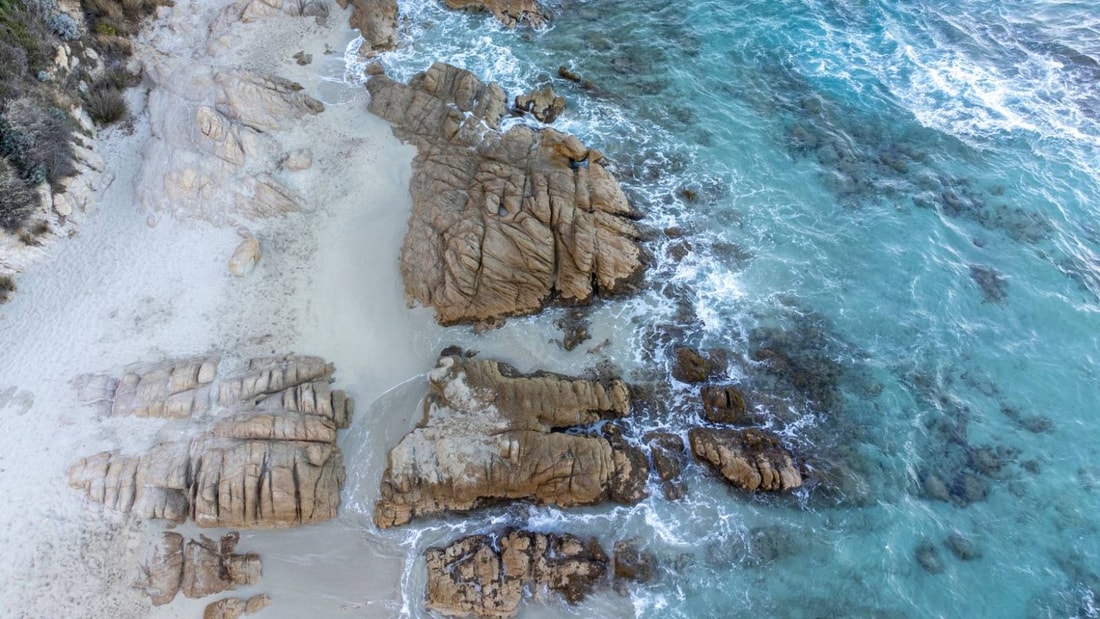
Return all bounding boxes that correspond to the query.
[443,0,548,28]
[426,530,607,618]
[137,66,323,223]
[367,63,644,325]
[52,193,72,218]
[69,355,353,528]
[205,598,246,619]
[245,594,272,614]
[688,427,803,492]
[280,148,312,171]
[228,235,261,276]
[374,353,647,528]
[74,356,219,419]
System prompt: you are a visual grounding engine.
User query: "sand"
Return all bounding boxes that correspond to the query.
[0,0,442,615]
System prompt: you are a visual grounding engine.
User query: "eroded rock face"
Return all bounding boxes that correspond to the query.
[701,384,763,425]
[339,0,398,51]
[69,355,353,528]
[442,0,548,28]
[688,427,803,492]
[137,532,261,606]
[425,530,607,618]
[366,63,644,325]
[644,431,687,501]
[374,353,647,528]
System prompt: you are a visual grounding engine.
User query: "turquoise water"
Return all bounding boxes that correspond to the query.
[352,0,1100,616]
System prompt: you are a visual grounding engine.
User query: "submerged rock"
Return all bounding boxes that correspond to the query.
[671,347,710,383]
[138,532,261,606]
[613,540,656,584]
[69,355,353,528]
[944,534,980,561]
[366,63,644,325]
[442,0,548,28]
[374,353,648,528]
[644,431,687,500]
[425,530,607,618]
[688,427,802,492]
[915,540,945,574]
[700,384,762,425]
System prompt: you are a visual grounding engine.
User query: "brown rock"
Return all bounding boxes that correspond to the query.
[374,353,647,528]
[344,0,397,51]
[366,63,643,325]
[244,594,272,614]
[425,530,607,618]
[613,540,655,584]
[688,427,802,492]
[514,86,565,123]
[644,432,686,500]
[443,0,548,27]
[140,532,260,606]
[69,355,353,528]
[671,347,709,383]
[700,384,762,425]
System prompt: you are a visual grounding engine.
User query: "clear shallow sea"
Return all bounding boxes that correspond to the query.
[344,0,1100,616]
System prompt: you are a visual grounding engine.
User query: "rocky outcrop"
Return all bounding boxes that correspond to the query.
[514,86,565,124]
[338,0,398,52]
[366,63,644,325]
[137,63,323,223]
[137,532,261,606]
[69,355,353,528]
[688,428,802,492]
[374,353,648,528]
[425,530,607,618]
[442,0,548,28]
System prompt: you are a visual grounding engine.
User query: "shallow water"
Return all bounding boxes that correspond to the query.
[334,0,1100,616]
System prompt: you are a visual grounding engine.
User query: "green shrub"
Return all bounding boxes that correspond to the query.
[0,156,38,231]
[0,0,59,71]
[0,96,76,184]
[0,274,15,303]
[84,83,126,124]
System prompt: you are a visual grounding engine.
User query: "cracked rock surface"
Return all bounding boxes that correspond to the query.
[366,63,645,325]
[68,355,352,528]
[374,353,648,528]
[425,530,607,618]
[137,532,261,606]
[688,427,803,492]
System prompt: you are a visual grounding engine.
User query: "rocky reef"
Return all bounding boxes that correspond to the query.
[689,427,803,493]
[69,355,352,528]
[366,63,645,325]
[374,352,648,528]
[442,0,548,28]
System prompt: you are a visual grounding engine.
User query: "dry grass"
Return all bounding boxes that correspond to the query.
[84,84,127,124]
[0,274,14,304]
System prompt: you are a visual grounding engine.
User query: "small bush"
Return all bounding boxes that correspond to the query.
[0,96,76,184]
[0,156,38,231]
[102,64,139,89]
[0,274,15,303]
[84,83,127,124]
[47,12,79,40]
[0,0,58,70]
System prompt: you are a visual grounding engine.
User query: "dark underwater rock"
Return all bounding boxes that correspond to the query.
[916,540,945,574]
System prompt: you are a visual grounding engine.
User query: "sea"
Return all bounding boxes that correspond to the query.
[337,0,1100,616]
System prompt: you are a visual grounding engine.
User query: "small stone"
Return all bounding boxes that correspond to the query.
[922,474,950,502]
[204,598,246,619]
[53,193,72,217]
[365,61,385,76]
[244,594,271,614]
[228,235,261,276]
[915,540,944,574]
[292,51,313,65]
[944,534,980,561]
[281,149,313,171]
